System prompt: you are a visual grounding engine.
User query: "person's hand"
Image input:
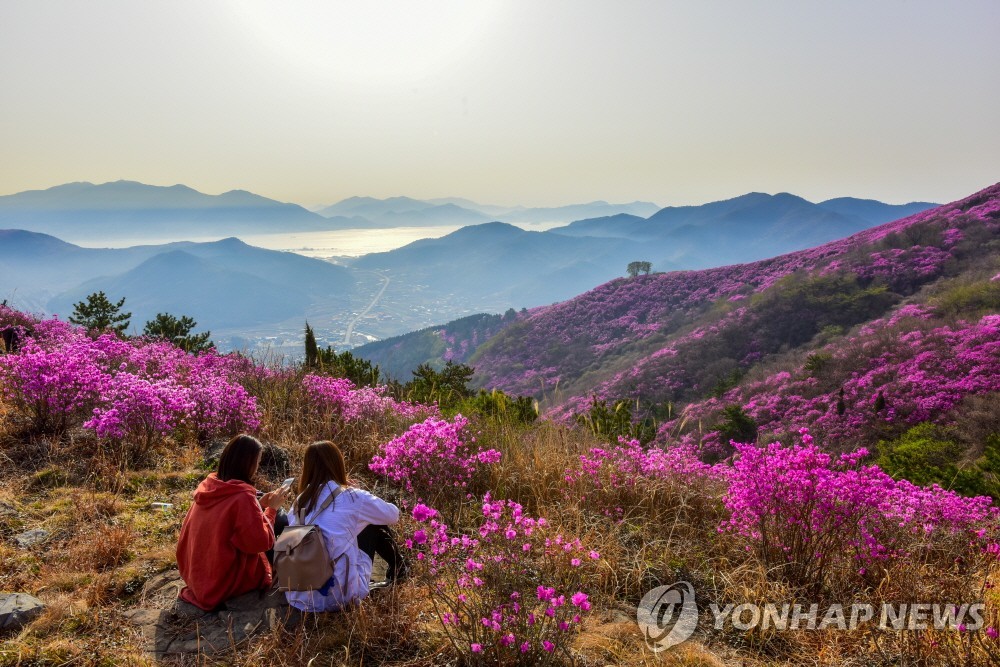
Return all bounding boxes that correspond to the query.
[259,485,289,511]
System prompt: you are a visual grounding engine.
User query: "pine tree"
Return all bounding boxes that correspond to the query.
[69,291,131,335]
[143,313,213,353]
[304,322,318,368]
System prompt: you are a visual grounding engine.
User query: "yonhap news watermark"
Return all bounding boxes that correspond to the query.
[636,581,989,653]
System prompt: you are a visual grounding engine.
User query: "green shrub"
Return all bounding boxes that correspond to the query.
[714,405,758,447]
[877,424,999,498]
[575,396,656,445]
[461,389,538,425]
[932,279,1000,318]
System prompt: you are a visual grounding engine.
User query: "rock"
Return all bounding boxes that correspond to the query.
[0,593,45,630]
[125,569,298,658]
[203,439,227,467]
[258,443,290,480]
[14,529,48,548]
[203,440,290,481]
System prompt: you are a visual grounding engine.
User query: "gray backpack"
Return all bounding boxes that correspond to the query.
[272,485,343,592]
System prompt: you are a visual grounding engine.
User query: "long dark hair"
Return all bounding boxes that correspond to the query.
[217,434,263,485]
[294,441,351,519]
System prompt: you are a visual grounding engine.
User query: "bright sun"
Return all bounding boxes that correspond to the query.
[227,1,504,85]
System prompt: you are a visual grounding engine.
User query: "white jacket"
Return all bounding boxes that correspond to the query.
[284,482,400,612]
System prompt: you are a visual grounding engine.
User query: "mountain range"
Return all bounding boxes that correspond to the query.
[0,180,945,354]
[0,181,331,239]
[0,181,671,241]
[551,192,937,268]
[0,231,353,342]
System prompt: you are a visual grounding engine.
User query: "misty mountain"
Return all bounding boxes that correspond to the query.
[318,196,433,218]
[550,192,938,269]
[817,197,938,225]
[317,196,491,228]
[0,229,176,308]
[47,250,317,329]
[0,230,354,335]
[318,195,660,227]
[495,200,661,223]
[0,180,332,239]
[350,221,645,308]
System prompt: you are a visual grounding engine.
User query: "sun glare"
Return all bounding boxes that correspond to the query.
[227,1,503,85]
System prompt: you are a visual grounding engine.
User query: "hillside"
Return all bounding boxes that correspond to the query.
[352,311,519,380]
[361,183,999,455]
[473,183,1000,442]
[1,301,998,665]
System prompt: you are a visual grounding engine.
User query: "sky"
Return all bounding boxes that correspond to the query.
[1,0,998,208]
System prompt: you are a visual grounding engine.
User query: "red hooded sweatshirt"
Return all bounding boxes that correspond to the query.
[176,473,277,611]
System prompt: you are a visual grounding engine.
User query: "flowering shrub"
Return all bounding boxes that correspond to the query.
[722,429,997,591]
[83,372,193,456]
[1,337,110,433]
[565,437,720,524]
[301,373,429,425]
[369,415,500,505]
[0,313,260,449]
[407,498,601,664]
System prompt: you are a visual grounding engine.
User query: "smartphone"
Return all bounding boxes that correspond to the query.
[281,477,295,490]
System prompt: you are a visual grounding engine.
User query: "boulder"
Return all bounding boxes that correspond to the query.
[258,443,290,480]
[126,569,298,658]
[14,529,48,548]
[0,593,45,630]
[203,440,290,481]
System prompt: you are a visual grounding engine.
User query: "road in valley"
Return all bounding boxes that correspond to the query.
[343,272,390,346]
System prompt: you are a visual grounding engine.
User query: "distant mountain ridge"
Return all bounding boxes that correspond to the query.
[350,221,646,310]
[317,195,661,227]
[551,192,938,268]
[0,180,330,239]
[0,229,354,341]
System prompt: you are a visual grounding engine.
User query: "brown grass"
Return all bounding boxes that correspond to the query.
[2,373,1000,667]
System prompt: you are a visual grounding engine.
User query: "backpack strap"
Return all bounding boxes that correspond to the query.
[304,484,344,525]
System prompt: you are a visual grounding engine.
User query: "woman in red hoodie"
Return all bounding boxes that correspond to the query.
[176,434,289,611]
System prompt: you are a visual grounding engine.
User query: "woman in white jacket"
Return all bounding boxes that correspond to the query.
[285,440,407,612]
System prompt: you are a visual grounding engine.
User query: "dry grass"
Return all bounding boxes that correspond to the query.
[3,379,1000,667]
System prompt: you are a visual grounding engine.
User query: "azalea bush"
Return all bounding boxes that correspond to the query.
[564,437,720,526]
[301,373,430,427]
[0,315,260,454]
[369,414,500,507]
[406,498,601,665]
[722,428,998,592]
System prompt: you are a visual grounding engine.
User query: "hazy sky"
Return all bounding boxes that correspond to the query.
[2,1,998,207]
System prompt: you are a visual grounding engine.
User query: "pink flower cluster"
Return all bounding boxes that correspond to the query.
[721,429,997,587]
[369,415,500,501]
[407,496,600,662]
[0,315,259,441]
[301,374,431,423]
[668,308,1000,449]
[567,437,714,492]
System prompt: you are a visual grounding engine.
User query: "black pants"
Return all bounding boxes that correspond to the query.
[356,524,407,580]
[265,509,289,565]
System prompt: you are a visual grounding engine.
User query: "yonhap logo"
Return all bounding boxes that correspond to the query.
[636,581,698,652]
